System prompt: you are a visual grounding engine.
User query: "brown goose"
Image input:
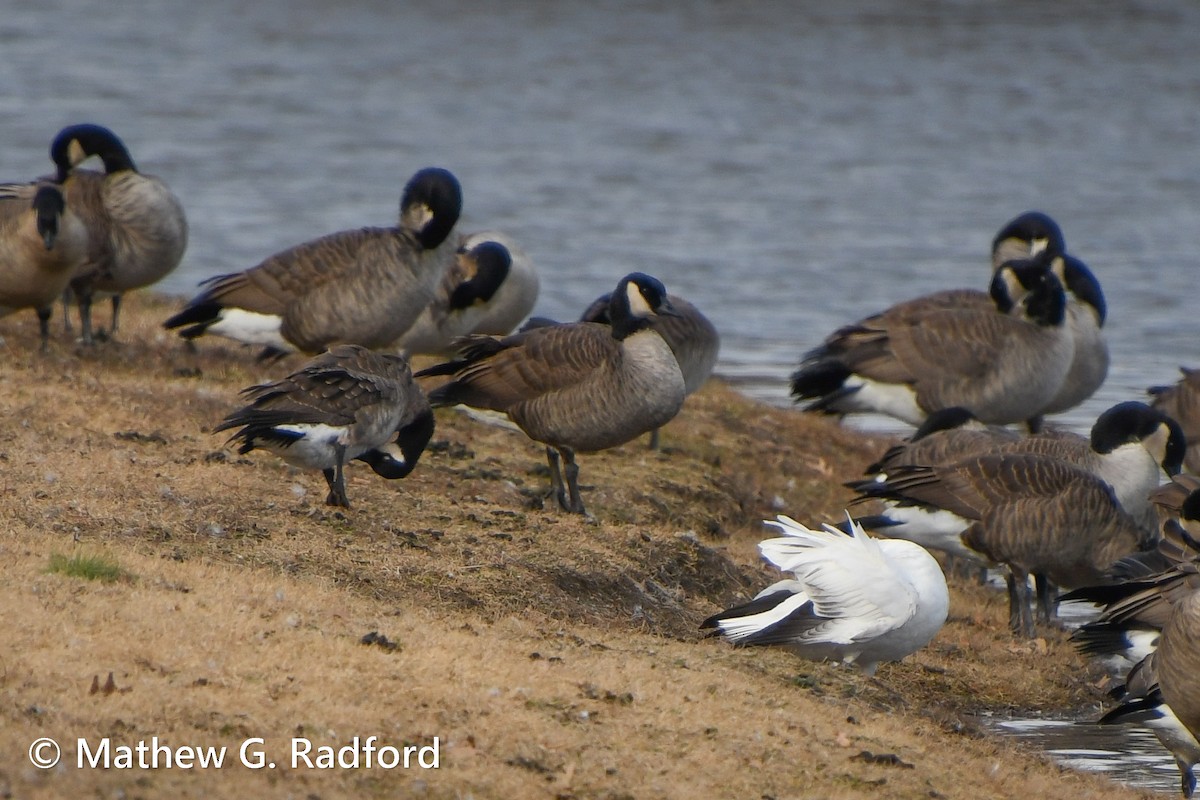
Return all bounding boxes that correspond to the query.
[856,452,1148,637]
[576,288,719,449]
[0,182,88,349]
[1150,367,1200,474]
[164,167,461,354]
[417,272,686,516]
[1159,587,1200,770]
[49,124,188,344]
[790,254,1074,428]
[395,230,539,355]
[214,345,434,508]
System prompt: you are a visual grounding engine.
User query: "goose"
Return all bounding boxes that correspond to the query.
[47,124,188,344]
[214,344,434,508]
[576,288,719,449]
[1098,652,1200,799]
[1038,253,1108,416]
[700,515,948,676]
[1150,367,1200,474]
[415,272,686,516]
[394,230,539,355]
[855,451,1150,637]
[0,182,88,349]
[164,167,461,354]
[790,254,1074,428]
[1153,588,1200,767]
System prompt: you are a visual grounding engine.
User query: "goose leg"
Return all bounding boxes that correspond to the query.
[1006,567,1035,638]
[1034,573,1058,623]
[647,428,661,451]
[545,446,568,510]
[109,294,122,336]
[61,288,74,334]
[1180,759,1195,799]
[560,447,588,516]
[323,445,351,508]
[36,306,52,352]
[76,285,96,346]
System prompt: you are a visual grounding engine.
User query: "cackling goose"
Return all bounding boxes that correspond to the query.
[164,167,461,354]
[214,344,434,508]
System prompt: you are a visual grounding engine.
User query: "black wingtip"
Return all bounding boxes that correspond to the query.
[164,301,222,336]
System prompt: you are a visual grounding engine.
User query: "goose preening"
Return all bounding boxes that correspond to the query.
[701,515,948,676]
[0,182,88,349]
[790,253,1074,428]
[164,167,462,354]
[576,288,719,449]
[416,272,686,516]
[394,230,539,355]
[1150,367,1200,474]
[849,402,1183,561]
[214,344,434,508]
[49,124,188,344]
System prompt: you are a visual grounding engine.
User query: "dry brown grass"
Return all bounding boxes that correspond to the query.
[0,294,1149,799]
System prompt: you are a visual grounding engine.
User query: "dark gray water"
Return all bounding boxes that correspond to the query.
[3,1,1198,790]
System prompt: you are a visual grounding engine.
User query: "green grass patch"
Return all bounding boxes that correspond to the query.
[47,551,130,583]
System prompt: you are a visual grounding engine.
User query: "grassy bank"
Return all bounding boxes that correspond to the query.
[0,294,1146,798]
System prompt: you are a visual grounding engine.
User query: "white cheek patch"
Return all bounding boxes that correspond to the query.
[209,309,294,351]
[376,441,407,466]
[1029,237,1049,256]
[67,139,88,167]
[404,203,434,232]
[625,282,654,318]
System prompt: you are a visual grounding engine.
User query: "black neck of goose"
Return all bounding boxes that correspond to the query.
[397,408,435,470]
[403,168,462,250]
[51,125,137,177]
[607,297,653,339]
[32,187,64,249]
[1060,256,1107,325]
[1182,489,1200,524]
[1025,275,1066,327]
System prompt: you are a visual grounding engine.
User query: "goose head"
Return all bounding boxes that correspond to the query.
[1091,401,1186,477]
[399,167,462,251]
[608,272,678,339]
[50,123,136,180]
[449,241,512,309]
[989,253,1066,327]
[1054,254,1107,326]
[991,211,1066,267]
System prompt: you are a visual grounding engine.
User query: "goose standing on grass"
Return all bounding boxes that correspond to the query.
[164,167,461,354]
[47,124,188,344]
[791,253,1074,428]
[214,345,434,509]
[394,230,539,355]
[1152,589,1200,776]
[701,515,948,676]
[575,288,719,450]
[853,448,1155,637]
[416,272,686,516]
[1150,368,1200,474]
[0,182,88,349]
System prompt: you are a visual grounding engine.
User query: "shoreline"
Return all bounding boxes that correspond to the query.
[0,293,1147,799]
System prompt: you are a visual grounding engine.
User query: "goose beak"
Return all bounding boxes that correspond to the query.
[657,298,682,318]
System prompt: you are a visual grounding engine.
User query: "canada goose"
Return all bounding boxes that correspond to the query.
[701,515,948,676]
[416,272,686,516]
[1037,253,1108,415]
[577,288,719,449]
[851,403,1181,567]
[214,344,434,508]
[1158,588,1200,771]
[47,124,188,344]
[1150,368,1200,474]
[855,452,1148,637]
[164,167,462,354]
[1098,652,1200,799]
[0,182,88,349]
[792,253,1073,428]
[394,230,539,355]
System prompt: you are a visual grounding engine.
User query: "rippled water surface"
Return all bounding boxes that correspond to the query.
[3,3,1198,790]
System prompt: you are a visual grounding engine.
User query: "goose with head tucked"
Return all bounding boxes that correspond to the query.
[1150,367,1200,475]
[394,230,539,355]
[791,253,1074,429]
[214,344,434,508]
[48,124,188,344]
[701,515,948,676]
[0,181,88,349]
[416,272,685,516]
[164,167,461,355]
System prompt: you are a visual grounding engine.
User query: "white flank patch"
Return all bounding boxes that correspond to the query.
[625,281,654,318]
[265,423,351,470]
[841,377,925,426]
[209,309,294,350]
[874,505,974,559]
